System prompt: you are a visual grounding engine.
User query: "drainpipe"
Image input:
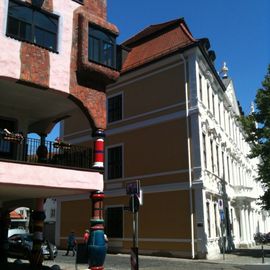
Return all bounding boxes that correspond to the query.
[180,54,195,259]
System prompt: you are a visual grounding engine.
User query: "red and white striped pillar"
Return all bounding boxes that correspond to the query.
[92,129,105,170]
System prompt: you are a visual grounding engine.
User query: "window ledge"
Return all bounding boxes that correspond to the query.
[6,34,59,54]
[76,13,120,88]
[72,0,84,4]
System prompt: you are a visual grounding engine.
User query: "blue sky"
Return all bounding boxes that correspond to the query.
[47,1,269,141]
[107,0,270,114]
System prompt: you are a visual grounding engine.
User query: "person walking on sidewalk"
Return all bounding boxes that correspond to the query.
[83,229,90,244]
[65,231,77,256]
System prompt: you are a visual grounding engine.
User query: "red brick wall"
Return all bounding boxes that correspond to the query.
[19,0,53,87]
[84,0,107,20]
[20,45,50,88]
[18,0,118,131]
[69,4,119,130]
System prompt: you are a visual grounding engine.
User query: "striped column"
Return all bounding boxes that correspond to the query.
[92,129,105,169]
[88,191,106,270]
[30,199,45,268]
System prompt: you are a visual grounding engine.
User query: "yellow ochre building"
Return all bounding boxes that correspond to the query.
[59,18,270,259]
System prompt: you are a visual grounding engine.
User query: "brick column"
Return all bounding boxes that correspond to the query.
[30,198,46,269]
[88,191,106,270]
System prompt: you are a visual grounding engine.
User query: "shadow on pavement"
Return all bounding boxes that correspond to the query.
[0,262,52,270]
[232,247,270,258]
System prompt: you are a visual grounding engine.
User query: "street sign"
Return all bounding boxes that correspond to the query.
[126,180,140,195]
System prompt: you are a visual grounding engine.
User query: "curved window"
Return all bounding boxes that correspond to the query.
[6,0,58,52]
[88,25,116,68]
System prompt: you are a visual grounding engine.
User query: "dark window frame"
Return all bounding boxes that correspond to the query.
[107,145,122,180]
[202,133,207,169]
[105,206,123,238]
[216,145,220,176]
[72,0,84,4]
[107,94,122,123]
[210,139,214,172]
[212,93,215,116]
[88,24,116,69]
[199,74,202,101]
[6,0,59,52]
[206,202,211,238]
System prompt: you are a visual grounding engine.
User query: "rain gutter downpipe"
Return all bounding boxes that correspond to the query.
[180,53,195,259]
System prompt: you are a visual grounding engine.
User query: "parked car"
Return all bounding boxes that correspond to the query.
[8,228,27,238]
[7,233,57,260]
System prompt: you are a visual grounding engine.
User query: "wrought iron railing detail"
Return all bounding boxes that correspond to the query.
[0,136,92,170]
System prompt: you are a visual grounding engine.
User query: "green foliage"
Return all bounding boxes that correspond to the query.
[240,64,270,209]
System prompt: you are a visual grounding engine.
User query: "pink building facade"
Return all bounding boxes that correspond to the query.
[0,0,119,268]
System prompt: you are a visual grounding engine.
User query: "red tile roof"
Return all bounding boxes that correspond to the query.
[10,210,24,219]
[121,18,197,73]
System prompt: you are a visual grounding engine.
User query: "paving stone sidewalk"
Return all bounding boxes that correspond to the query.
[5,246,270,270]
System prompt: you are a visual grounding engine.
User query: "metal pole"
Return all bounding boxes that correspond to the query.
[136,211,138,248]
[222,222,225,260]
[262,244,265,263]
[132,195,136,249]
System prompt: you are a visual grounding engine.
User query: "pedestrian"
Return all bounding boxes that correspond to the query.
[83,229,90,244]
[65,231,77,256]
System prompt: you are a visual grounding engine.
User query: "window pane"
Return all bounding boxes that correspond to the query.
[90,28,109,41]
[88,26,116,68]
[108,146,122,179]
[103,42,113,67]
[7,17,20,37]
[7,15,32,41]
[34,27,57,50]
[6,1,58,52]
[8,3,32,23]
[106,207,123,238]
[89,36,100,62]
[34,11,57,33]
[108,95,122,123]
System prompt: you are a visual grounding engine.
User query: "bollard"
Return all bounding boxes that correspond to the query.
[262,244,265,264]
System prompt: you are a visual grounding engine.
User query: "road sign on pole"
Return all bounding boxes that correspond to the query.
[126,180,140,196]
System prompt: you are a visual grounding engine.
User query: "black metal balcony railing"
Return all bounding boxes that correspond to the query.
[0,137,92,170]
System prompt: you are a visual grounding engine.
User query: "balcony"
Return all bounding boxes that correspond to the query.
[0,135,93,170]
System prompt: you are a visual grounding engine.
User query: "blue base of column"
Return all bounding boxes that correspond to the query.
[88,230,107,268]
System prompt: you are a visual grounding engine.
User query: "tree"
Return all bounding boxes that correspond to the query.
[240,64,270,209]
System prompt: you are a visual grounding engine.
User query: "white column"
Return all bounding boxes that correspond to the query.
[240,208,246,243]
[250,210,255,243]
[245,207,251,244]
[247,209,252,244]
[194,187,207,257]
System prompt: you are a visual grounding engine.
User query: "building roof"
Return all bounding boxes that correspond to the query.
[121,18,197,73]
[10,210,24,219]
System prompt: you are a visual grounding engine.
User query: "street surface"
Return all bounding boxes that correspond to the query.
[40,248,270,270]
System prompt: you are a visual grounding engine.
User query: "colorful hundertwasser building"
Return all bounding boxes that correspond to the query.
[0,0,117,268]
